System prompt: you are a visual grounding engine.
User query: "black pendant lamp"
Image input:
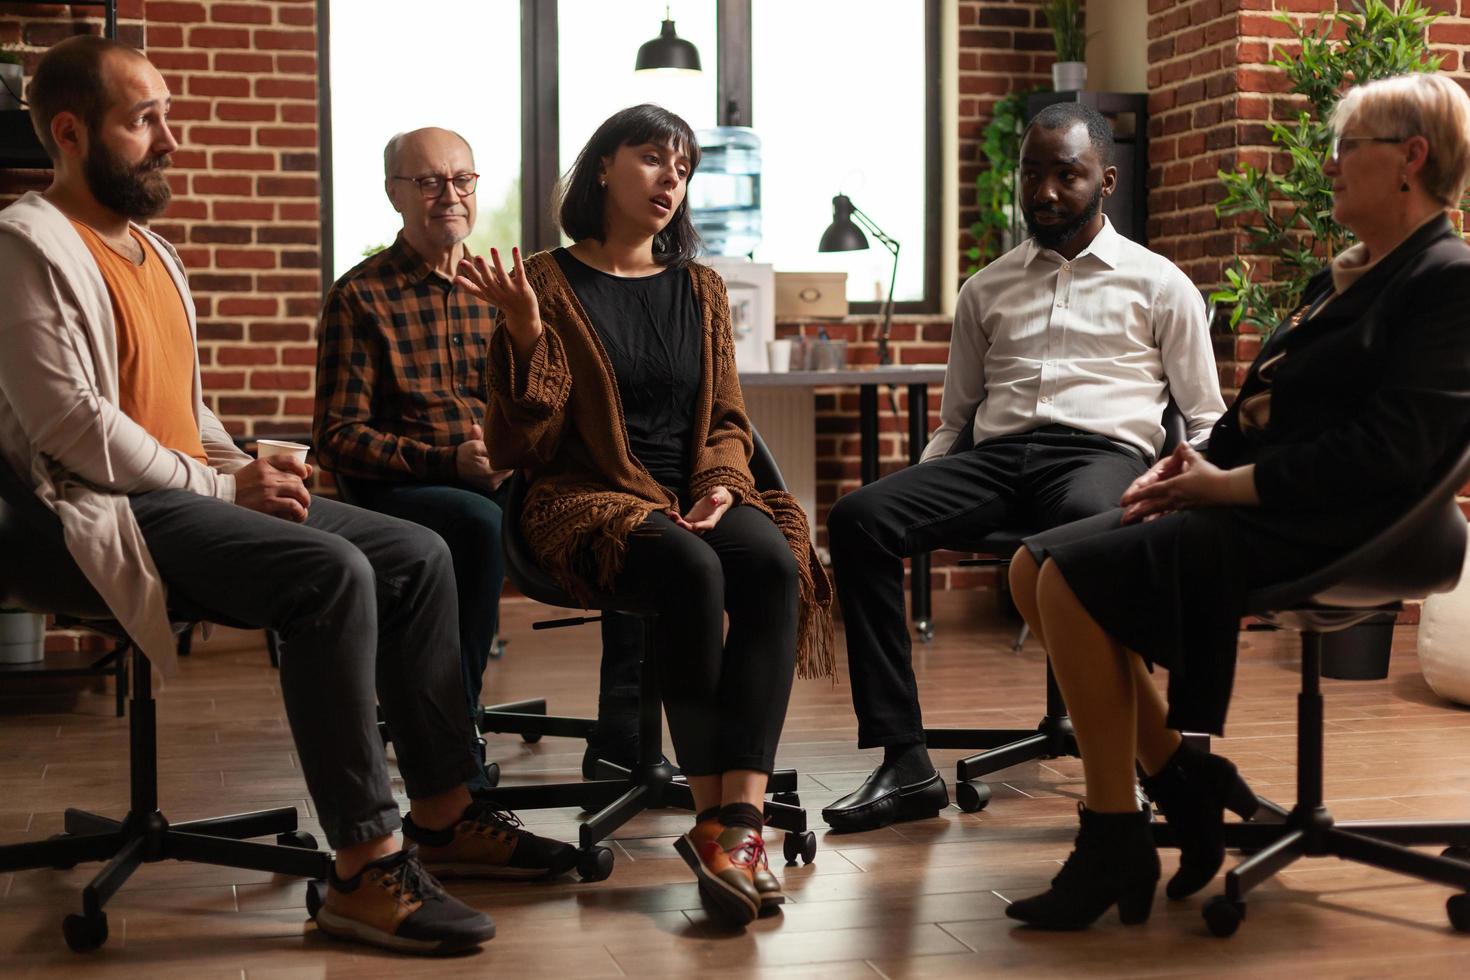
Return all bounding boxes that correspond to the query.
[635,5,702,74]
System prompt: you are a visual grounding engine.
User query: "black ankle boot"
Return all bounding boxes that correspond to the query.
[1006,804,1160,930]
[1140,740,1259,900]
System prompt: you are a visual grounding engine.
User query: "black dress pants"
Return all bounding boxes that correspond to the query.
[827,428,1149,748]
[603,505,800,776]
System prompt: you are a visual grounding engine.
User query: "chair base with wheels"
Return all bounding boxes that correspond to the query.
[1170,437,1470,938]
[1190,620,1470,938]
[0,642,330,952]
[476,607,815,882]
[0,455,332,953]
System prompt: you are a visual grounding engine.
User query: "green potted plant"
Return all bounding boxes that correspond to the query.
[0,47,24,112]
[1211,0,1446,679]
[1044,0,1088,91]
[1210,0,1444,334]
[967,87,1040,273]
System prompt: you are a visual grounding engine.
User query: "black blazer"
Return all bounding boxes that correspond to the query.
[1207,215,1470,515]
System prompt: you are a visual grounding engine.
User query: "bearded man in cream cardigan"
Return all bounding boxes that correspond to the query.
[0,36,577,956]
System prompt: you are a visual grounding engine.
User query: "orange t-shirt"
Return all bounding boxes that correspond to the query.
[71,221,208,464]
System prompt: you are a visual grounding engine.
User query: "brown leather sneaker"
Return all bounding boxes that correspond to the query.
[403,799,578,880]
[673,819,767,925]
[315,846,496,956]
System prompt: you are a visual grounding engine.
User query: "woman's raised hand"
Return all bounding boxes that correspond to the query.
[457,247,542,348]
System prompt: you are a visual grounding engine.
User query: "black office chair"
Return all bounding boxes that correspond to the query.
[925,401,1194,813]
[0,456,330,953]
[480,429,817,881]
[1191,437,1470,938]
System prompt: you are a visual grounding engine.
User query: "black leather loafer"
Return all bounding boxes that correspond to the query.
[821,766,949,833]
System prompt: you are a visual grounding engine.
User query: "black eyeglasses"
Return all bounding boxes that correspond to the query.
[1328,135,1404,163]
[390,172,479,198]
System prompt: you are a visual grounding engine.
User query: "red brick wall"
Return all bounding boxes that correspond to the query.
[1146,0,1470,394]
[0,0,321,442]
[958,0,1067,281]
[1,0,320,651]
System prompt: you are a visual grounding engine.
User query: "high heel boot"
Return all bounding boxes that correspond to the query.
[1006,804,1160,930]
[1140,739,1259,900]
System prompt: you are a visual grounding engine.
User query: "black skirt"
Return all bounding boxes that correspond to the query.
[1022,504,1387,734]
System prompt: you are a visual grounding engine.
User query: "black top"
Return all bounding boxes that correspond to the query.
[553,248,702,497]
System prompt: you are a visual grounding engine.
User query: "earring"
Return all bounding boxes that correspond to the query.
[1401,174,1410,193]
[599,177,607,188]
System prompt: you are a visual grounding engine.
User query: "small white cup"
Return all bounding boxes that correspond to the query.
[766,339,793,374]
[256,439,309,467]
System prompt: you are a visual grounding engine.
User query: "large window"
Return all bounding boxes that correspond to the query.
[557,0,717,186]
[750,0,931,304]
[324,0,520,281]
[323,0,939,308]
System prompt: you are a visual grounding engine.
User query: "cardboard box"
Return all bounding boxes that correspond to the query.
[776,271,848,318]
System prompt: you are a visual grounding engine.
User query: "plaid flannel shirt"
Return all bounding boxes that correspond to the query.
[313,234,494,482]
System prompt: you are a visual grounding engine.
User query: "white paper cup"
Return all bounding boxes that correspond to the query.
[766,339,793,374]
[256,439,309,467]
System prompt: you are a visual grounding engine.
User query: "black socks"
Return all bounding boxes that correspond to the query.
[883,741,935,785]
[718,802,765,831]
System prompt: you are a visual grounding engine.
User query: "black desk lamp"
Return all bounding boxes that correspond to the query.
[819,193,900,365]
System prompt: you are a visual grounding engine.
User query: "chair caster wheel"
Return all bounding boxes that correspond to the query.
[1203,895,1244,938]
[783,830,817,865]
[577,846,614,882]
[277,830,318,850]
[772,791,800,807]
[62,912,108,952]
[1442,845,1470,862]
[1449,893,1470,933]
[956,781,991,813]
[489,638,508,660]
[916,620,934,644]
[480,762,501,788]
[48,833,78,870]
[522,733,543,744]
[305,878,327,920]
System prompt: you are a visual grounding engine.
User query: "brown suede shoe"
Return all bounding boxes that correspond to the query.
[403,799,578,880]
[315,846,496,956]
[673,819,767,925]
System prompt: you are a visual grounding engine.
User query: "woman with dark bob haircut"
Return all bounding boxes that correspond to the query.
[458,104,833,927]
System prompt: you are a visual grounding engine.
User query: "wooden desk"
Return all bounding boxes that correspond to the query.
[741,366,947,640]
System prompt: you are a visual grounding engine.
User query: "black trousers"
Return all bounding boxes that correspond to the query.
[129,491,479,849]
[604,505,800,776]
[827,429,1149,748]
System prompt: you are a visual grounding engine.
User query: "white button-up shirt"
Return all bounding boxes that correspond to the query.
[922,217,1225,462]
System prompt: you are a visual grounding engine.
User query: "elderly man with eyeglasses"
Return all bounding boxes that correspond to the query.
[313,128,649,789]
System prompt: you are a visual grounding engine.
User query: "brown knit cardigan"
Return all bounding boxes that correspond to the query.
[485,251,835,680]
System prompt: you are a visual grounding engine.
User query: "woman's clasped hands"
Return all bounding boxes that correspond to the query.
[668,486,733,534]
[1120,443,1257,524]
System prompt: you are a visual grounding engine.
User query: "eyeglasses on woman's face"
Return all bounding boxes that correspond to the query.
[1328,134,1405,164]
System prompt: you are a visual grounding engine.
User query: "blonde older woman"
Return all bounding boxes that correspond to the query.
[1001,72,1470,931]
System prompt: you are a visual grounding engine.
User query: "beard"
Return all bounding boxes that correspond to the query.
[84,140,172,220]
[1024,183,1104,252]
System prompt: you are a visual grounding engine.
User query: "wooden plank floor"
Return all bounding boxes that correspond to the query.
[2,591,1469,977]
